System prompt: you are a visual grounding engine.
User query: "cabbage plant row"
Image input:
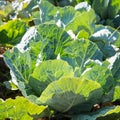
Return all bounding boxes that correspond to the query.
[0,0,120,119]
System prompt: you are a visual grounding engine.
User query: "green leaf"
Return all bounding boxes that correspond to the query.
[3,47,38,97]
[3,48,33,82]
[0,20,27,45]
[65,9,96,35]
[16,26,39,52]
[108,0,120,19]
[77,30,90,39]
[92,50,103,61]
[108,53,120,81]
[71,106,119,120]
[81,61,114,92]
[90,25,120,45]
[55,6,80,31]
[3,80,18,90]
[92,0,109,19]
[31,11,40,25]
[0,96,49,120]
[0,1,12,20]
[112,86,120,101]
[62,39,98,76]
[97,106,120,120]
[13,0,39,20]
[38,0,57,24]
[112,15,120,28]
[38,77,103,113]
[29,60,74,95]
[90,25,120,58]
[75,2,91,12]
[36,24,72,60]
[22,0,39,13]
[18,81,38,99]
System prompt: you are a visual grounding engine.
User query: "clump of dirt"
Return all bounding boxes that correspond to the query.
[91,100,120,112]
[0,46,6,54]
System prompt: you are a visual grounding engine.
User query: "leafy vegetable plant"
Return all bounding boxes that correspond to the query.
[0,0,120,119]
[0,96,49,120]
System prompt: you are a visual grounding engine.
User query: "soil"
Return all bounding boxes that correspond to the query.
[0,55,10,82]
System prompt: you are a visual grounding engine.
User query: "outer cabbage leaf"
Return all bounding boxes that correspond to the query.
[90,25,120,58]
[65,9,96,35]
[97,106,120,120]
[16,26,39,53]
[71,106,120,120]
[112,15,120,28]
[90,25,120,46]
[38,0,57,24]
[3,48,33,82]
[38,77,103,113]
[3,48,37,97]
[0,96,49,120]
[77,29,90,39]
[21,0,39,13]
[31,10,40,25]
[0,20,27,45]
[108,0,120,19]
[0,1,13,21]
[61,39,98,76]
[55,6,80,30]
[91,50,103,61]
[108,53,120,81]
[81,61,114,92]
[112,86,120,101]
[29,60,74,95]
[92,0,109,19]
